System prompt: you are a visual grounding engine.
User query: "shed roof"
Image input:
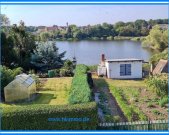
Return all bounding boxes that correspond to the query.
[153,59,168,75]
[105,58,143,62]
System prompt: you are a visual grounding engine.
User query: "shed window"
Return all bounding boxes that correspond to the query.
[120,64,131,76]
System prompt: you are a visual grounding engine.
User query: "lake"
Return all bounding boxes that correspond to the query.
[56,40,153,65]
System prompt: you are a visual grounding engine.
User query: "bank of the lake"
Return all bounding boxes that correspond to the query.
[56,40,153,65]
[55,36,145,42]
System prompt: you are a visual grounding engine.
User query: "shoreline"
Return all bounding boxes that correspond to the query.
[52,36,145,42]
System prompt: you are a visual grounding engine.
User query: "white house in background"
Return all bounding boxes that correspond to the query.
[98,54,143,79]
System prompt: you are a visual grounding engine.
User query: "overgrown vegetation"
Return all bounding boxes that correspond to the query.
[2,102,98,130]
[145,74,168,97]
[142,25,168,65]
[68,65,92,104]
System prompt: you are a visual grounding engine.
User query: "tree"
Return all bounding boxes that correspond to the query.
[10,21,36,69]
[0,14,10,26]
[1,32,17,67]
[142,25,168,51]
[39,32,51,42]
[31,41,66,72]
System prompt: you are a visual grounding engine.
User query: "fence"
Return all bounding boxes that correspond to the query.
[98,120,168,130]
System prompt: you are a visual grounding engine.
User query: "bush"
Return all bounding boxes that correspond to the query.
[68,64,91,104]
[159,96,168,107]
[48,70,56,78]
[87,65,98,72]
[2,102,98,130]
[59,60,74,77]
[106,36,114,40]
[0,66,23,100]
[145,74,168,97]
[30,74,41,88]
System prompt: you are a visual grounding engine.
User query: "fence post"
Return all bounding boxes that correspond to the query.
[148,119,151,130]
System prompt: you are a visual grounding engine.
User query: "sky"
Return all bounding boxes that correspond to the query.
[1,5,168,26]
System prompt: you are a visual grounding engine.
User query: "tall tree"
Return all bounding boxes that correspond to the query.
[1,32,17,67]
[142,25,168,52]
[10,21,36,69]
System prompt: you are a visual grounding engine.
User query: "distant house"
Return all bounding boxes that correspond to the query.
[37,26,46,33]
[46,26,58,32]
[98,54,143,79]
[152,59,168,75]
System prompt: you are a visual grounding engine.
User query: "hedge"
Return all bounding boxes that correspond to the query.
[2,102,98,130]
[68,64,92,104]
[48,70,56,78]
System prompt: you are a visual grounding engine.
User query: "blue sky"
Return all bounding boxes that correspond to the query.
[1,5,168,26]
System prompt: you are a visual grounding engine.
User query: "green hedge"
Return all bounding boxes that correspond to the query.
[48,70,56,78]
[69,64,91,104]
[2,102,98,130]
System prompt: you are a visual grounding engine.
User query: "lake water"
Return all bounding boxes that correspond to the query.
[56,40,153,65]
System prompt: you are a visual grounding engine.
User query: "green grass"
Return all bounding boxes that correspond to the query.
[36,78,72,105]
[106,79,146,89]
[1,77,72,108]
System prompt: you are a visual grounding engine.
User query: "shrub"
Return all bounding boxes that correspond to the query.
[87,65,98,72]
[59,60,74,77]
[68,64,91,104]
[30,74,41,88]
[48,70,56,78]
[0,66,23,100]
[104,115,121,123]
[106,36,114,40]
[145,74,168,97]
[159,96,168,107]
[2,102,98,130]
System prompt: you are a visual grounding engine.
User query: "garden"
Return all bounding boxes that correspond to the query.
[1,65,98,130]
[93,75,168,123]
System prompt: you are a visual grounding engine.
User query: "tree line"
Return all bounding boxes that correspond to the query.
[36,19,168,41]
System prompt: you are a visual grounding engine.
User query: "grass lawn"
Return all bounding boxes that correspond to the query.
[33,77,72,105]
[1,77,72,108]
[106,79,146,89]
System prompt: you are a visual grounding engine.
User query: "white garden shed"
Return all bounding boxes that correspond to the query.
[4,73,36,102]
[105,59,143,79]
